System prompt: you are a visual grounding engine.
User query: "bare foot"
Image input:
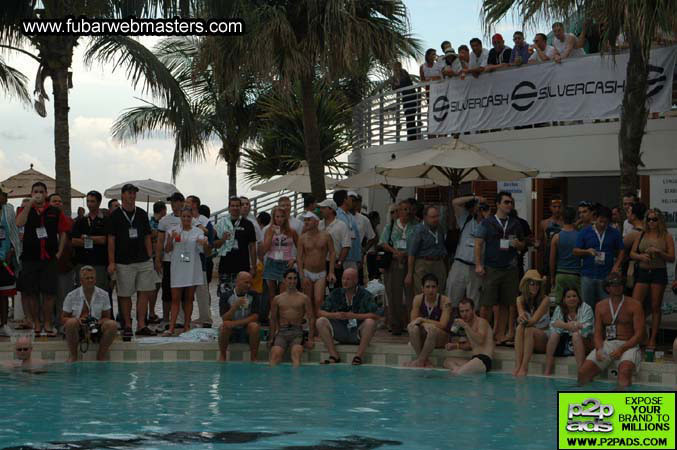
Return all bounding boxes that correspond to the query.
[424,359,434,368]
[66,356,77,363]
[512,366,520,376]
[516,368,528,377]
[250,353,257,362]
[544,365,553,376]
[218,354,227,362]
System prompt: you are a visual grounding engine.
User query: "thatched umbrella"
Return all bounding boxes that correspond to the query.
[0,164,85,199]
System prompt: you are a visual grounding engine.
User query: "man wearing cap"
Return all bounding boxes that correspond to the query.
[438,45,463,78]
[319,199,350,287]
[332,191,361,274]
[16,181,71,336]
[486,33,512,72]
[574,206,624,309]
[405,205,448,296]
[297,211,336,317]
[578,273,644,388]
[71,190,109,292]
[155,192,188,329]
[107,183,156,338]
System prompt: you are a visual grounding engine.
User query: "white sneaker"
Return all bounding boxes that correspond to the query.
[0,324,11,337]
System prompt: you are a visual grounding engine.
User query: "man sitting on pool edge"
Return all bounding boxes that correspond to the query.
[443,298,495,375]
[218,271,261,362]
[577,272,644,388]
[316,268,381,365]
[269,269,315,367]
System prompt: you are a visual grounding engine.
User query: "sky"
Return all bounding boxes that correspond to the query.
[0,0,523,212]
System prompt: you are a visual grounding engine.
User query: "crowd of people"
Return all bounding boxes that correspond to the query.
[1,181,676,387]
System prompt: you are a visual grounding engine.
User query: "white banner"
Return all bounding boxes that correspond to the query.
[429,46,677,134]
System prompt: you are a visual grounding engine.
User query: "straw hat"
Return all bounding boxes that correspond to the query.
[519,269,544,292]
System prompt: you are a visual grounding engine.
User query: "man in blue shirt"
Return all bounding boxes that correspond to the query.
[509,31,530,66]
[333,190,361,275]
[574,206,625,308]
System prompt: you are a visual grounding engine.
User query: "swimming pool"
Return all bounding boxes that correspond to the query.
[0,363,666,450]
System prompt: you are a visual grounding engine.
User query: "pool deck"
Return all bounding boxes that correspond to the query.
[1,331,675,387]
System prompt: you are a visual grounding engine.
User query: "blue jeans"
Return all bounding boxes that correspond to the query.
[581,276,607,309]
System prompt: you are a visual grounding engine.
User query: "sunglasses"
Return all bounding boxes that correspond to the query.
[527,280,540,286]
[502,200,514,205]
[647,217,658,222]
[16,347,31,351]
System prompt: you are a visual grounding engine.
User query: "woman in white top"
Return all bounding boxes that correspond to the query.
[545,287,594,375]
[419,48,441,82]
[163,207,209,336]
[513,270,551,377]
[262,206,298,297]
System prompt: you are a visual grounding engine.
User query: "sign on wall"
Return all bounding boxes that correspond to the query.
[429,46,677,135]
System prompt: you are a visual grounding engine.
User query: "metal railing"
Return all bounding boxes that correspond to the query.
[353,65,677,150]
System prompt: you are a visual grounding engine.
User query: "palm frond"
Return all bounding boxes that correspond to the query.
[0,55,30,104]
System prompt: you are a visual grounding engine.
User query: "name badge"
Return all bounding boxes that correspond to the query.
[128,228,138,239]
[500,238,510,250]
[594,251,605,265]
[84,237,94,249]
[0,228,5,240]
[467,241,475,248]
[273,251,283,260]
[349,230,356,239]
[605,324,616,340]
[348,318,358,329]
[36,227,48,239]
[180,253,191,263]
[396,239,407,249]
[232,239,239,250]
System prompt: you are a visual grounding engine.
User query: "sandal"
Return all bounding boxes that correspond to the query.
[135,327,156,337]
[162,330,177,337]
[351,356,363,366]
[44,328,58,337]
[321,355,341,365]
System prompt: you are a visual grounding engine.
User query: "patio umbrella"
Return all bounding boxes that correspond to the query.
[104,179,179,210]
[336,168,437,201]
[251,161,338,193]
[376,139,537,198]
[0,164,85,199]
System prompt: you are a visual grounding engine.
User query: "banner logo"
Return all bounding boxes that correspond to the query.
[510,81,538,111]
[647,64,667,98]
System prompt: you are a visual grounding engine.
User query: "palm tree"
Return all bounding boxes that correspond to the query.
[481,0,677,199]
[112,36,259,198]
[0,55,30,104]
[199,0,420,200]
[0,1,198,214]
[243,81,353,183]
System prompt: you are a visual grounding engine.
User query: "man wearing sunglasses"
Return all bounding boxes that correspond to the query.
[578,272,643,388]
[1,335,47,372]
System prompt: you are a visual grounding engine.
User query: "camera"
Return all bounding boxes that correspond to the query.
[83,317,101,342]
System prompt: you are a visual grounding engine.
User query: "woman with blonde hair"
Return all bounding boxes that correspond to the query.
[261,206,298,297]
[629,208,675,359]
[513,270,550,377]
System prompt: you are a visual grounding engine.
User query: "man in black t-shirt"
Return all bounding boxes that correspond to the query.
[214,197,257,281]
[486,33,512,72]
[71,190,109,291]
[107,184,156,337]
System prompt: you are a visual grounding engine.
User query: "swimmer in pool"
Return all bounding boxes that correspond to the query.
[269,269,315,367]
[443,298,495,375]
[1,335,48,372]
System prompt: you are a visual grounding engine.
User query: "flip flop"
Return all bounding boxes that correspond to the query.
[136,327,157,337]
[162,330,177,337]
[44,328,58,338]
[321,355,341,365]
[351,356,363,366]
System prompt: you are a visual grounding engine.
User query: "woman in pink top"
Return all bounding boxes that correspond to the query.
[262,206,298,297]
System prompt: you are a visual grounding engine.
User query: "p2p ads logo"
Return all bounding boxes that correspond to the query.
[558,392,675,449]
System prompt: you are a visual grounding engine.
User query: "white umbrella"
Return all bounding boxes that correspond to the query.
[376,139,537,187]
[251,162,338,193]
[336,168,437,201]
[104,179,179,207]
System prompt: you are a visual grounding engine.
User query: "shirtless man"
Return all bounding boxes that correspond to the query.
[297,212,336,316]
[578,272,644,388]
[269,269,315,367]
[1,336,48,372]
[443,298,495,375]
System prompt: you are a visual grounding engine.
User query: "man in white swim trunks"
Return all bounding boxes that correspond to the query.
[297,212,336,318]
[578,273,644,388]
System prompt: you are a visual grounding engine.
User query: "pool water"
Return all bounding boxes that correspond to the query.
[0,363,665,450]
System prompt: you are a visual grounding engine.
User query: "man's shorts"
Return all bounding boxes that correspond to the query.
[446,260,481,306]
[273,325,304,350]
[479,265,519,307]
[116,260,156,297]
[586,340,642,373]
[328,319,361,345]
[18,259,58,296]
[229,326,252,343]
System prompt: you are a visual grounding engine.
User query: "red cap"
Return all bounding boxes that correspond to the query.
[492,33,503,43]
